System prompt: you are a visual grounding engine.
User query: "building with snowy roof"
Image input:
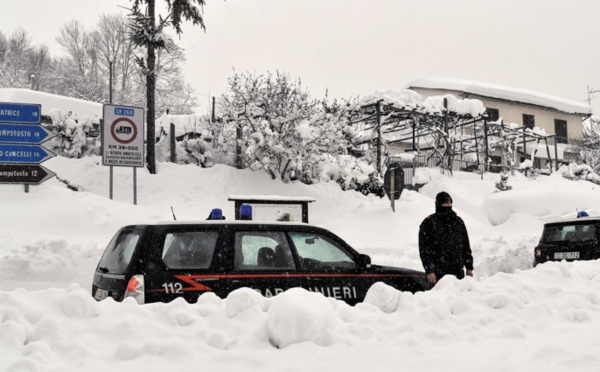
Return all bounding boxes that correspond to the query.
[0,88,102,124]
[406,78,592,169]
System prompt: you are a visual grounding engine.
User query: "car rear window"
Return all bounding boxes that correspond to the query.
[542,223,597,243]
[98,229,141,274]
[162,231,218,269]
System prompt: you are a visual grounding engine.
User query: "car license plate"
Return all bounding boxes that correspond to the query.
[554,252,580,260]
[94,288,109,300]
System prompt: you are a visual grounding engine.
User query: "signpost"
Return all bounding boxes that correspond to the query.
[102,104,145,204]
[384,162,405,212]
[0,164,56,185]
[0,102,56,190]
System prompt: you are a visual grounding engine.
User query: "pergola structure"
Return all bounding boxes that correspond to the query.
[350,98,561,176]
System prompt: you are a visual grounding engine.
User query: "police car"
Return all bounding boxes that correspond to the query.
[533,213,600,266]
[92,219,429,305]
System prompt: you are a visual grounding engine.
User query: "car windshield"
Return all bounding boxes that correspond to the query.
[542,223,597,243]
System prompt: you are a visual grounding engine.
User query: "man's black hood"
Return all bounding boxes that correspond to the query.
[435,192,453,210]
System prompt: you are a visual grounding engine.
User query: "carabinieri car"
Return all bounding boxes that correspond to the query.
[92,221,429,305]
[534,216,600,266]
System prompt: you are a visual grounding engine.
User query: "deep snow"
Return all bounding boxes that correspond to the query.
[1,156,600,371]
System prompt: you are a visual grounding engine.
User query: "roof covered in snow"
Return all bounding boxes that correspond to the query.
[0,88,102,123]
[407,77,592,116]
[359,89,486,117]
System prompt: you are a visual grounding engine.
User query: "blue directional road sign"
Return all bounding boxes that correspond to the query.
[0,144,55,164]
[0,102,41,124]
[0,124,56,144]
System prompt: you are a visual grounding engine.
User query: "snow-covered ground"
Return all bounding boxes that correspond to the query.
[2,156,600,371]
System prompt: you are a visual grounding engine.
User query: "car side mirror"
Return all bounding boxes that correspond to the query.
[357,254,372,270]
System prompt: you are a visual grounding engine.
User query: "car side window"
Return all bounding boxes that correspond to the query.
[234,231,296,271]
[290,232,356,270]
[162,231,218,269]
[98,230,140,274]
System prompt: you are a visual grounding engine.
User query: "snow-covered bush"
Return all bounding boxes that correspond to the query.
[183,137,214,167]
[219,71,371,191]
[559,163,600,184]
[495,174,512,191]
[155,131,216,168]
[316,155,384,196]
[45,112,98,158]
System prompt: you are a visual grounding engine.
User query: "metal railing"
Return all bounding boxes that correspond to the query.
[387,154,512,187]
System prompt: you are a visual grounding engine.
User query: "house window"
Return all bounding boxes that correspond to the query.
[486,108,499,122]
[523,114,535,129]
[554,119,568,144]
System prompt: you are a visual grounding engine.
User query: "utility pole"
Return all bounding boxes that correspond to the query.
[587,85,600,105]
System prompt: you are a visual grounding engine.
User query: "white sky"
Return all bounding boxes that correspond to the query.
[4,0,600,115]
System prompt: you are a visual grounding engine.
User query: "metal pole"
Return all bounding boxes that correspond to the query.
[109,61,113,104]
[412,118,417,176]
[211,96,216,123]
[484,119,489,173]
[522,125,527,163]
[236,124,242,169]
[25,76,37,194]
[109,61,114,200]
[443,98,450,171]
[375,101,382,174]
[544,137,553,172]
[390,168,395,213]
[109,166,113,200]
[474,121,482,179]
[554,138,559,171]
[133,167,137,205]
[170,123,176,163]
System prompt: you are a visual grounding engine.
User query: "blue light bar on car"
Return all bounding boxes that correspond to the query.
[240,204,252,220]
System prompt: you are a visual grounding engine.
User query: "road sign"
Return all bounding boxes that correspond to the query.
[0,164,55,184]
[102,104,145,167]
[0,102,41,124]
[0,123,56,144]
[384,162,405,201]
[0,144,56,164]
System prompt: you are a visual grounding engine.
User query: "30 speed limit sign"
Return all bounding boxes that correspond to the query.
[102,104,145,167]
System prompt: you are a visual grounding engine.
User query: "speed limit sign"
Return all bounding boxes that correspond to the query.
[102,104,145,167]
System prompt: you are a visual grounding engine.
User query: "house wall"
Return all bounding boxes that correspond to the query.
[410,87,585,142]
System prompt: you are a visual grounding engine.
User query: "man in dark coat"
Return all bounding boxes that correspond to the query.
[419,191,474,285]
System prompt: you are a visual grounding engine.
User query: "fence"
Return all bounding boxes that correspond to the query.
[387,154,510,187]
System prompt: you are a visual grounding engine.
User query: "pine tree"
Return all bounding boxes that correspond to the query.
[128,0,206,174]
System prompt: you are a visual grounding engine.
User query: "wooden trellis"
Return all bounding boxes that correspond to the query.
[350,98,560,176]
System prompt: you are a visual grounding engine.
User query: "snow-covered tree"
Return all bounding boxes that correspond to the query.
[128,0,206,174]
[574,115,600,173]
[220,71,319,181]
[45,111,98,158]
[218,70,380,191]
[53,20,106,102]
[0,29,36,89]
